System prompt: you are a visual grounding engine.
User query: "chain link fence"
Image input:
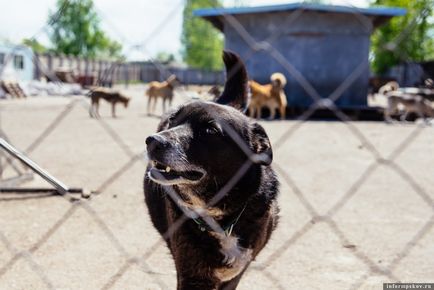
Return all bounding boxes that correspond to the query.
[0,0,433,289]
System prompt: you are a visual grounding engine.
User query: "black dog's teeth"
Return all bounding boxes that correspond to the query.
[152,161,171,172]
[150,160,202,180]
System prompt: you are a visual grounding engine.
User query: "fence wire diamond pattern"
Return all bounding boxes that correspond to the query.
[0,0,433,289]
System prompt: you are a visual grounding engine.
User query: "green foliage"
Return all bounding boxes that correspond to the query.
[22,38,47,54]
[155,51,176,64]
[370,0,434,74]
[181,0,224,70]
[47,0,123,59]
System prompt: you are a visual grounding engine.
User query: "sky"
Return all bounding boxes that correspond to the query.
[0,0,369,61]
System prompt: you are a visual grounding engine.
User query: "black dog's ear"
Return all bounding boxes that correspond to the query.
[215,50,249,111]
[250,122,273,166]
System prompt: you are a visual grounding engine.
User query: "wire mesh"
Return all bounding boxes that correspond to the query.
[0,0,433,289]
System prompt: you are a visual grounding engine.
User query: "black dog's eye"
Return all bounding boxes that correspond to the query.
[205,126,219,135]
[204,122,222,135]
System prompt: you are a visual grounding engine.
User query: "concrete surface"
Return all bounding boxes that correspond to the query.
[0,85,433,290]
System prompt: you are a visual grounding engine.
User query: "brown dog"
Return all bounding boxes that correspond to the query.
[88,87,130,118]
[146,75,180,115]
[248,73,287,119]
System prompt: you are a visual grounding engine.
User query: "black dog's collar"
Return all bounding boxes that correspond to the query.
[192,203,247,236]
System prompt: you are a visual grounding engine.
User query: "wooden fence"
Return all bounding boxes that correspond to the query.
[34,53,224,86]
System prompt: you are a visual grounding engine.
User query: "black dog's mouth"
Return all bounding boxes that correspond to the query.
[148,160,205,185]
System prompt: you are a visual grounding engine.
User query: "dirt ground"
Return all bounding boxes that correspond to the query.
[0,85,433,290]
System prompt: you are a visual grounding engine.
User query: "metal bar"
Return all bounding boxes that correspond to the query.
[0,187,92,199]
[0,187,83,194]
[0,138,69,194]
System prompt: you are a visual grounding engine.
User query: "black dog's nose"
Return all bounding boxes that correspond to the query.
[146,134,169,151]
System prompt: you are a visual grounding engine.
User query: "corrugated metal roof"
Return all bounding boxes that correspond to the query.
[194,3,406,32]
[194,3,406,18]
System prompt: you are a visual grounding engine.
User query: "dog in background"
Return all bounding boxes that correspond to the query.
[146,75,180,115]
[144,51,279,289]
[378,81,434,122]
[384,92,434,123]
[248,73,287,120]
[378,81,399,96]
[368,77,397,95]
[88,87,130,118]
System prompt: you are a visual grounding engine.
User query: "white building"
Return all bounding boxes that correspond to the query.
[0,43,34,81]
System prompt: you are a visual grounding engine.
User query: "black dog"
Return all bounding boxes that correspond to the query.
[144,51,279,290]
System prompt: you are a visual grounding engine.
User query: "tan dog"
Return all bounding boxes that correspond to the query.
[378,81,399,96]
[248,73,287,119]
[146,75,180,115]
[88,87,130,118]
[384,91,434,123]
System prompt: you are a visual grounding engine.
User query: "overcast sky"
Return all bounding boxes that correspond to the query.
[0,0,369,61]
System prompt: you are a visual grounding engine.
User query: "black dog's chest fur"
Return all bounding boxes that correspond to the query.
[144,164,278,289]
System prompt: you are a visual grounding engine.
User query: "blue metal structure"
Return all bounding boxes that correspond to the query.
[195,3,406,109]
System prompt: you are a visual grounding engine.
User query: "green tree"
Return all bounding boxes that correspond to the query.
[22,38,47,54]
[155,51,176,64]
[370,0,434,74]
[181,0,223,70]
[47,0,123,59]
